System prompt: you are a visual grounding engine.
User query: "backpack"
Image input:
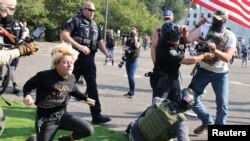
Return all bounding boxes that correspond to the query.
[137,100,187,141]
[106,35,115,48]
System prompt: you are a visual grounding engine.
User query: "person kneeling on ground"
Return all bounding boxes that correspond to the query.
[126,88,196,141]
[23,43,95,141]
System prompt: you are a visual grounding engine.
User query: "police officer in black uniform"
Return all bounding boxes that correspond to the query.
[60,1,111,124]
[0,0,27,94]
[150,22,210,101]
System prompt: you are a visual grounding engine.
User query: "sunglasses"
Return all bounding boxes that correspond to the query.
[0,3,7,9]
[0,3,15,11]
[84,8,95,12]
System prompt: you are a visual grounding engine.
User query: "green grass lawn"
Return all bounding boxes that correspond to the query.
[0,99,127,141]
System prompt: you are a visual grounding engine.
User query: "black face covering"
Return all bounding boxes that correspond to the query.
[211,18,225,32]
[2,15,15,25]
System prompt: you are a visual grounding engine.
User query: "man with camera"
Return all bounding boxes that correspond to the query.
[123,27,141,99]
[184,10,237,134]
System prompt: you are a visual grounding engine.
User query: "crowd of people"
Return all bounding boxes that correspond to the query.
[0,0,244,141]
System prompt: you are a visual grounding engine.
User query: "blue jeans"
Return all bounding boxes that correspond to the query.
[105,47,115,62]
[189,67,228,125]
[125,59,138,93]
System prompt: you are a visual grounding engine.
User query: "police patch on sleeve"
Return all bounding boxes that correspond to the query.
[67,18,73,23]
[170,50,178,56]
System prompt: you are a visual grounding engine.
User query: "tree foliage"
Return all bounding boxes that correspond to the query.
[15,0,186,38]
[161,0,186,23]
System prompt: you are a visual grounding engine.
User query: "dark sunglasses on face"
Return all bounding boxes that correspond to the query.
[0,3,7,10]
[0,3,15,11]
[84,8,95,12]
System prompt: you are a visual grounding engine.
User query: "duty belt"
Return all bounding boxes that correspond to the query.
[72,37,91,46]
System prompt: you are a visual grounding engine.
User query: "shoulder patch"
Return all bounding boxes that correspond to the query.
[67,18,73,23]
[170,50,178,56]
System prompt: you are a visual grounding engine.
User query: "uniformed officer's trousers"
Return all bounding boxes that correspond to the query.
[73,55,101,118]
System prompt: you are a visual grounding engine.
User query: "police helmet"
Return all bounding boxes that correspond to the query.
[160,22,181,42]
[176,88,195,110]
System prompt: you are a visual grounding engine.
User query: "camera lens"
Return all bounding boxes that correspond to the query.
[130,32,136,38]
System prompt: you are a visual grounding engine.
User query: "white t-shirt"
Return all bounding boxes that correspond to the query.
[198,23,236,73]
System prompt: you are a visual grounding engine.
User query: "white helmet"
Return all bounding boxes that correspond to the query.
[0,0,17,16]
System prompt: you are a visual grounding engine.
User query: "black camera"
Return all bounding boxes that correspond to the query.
[195,41,209,52]
[194,37,212,53]
[130,32,136,38]
[145,71,153,77]
[118,56,127,68]
[23,27,46,43]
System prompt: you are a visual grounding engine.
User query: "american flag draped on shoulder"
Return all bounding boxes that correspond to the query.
[192,0,250,28]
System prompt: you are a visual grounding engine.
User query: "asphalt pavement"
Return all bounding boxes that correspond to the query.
[3,41,250,141]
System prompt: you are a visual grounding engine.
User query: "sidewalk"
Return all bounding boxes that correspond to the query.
[3,42,250,141]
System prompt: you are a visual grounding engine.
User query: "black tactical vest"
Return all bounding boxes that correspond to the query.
[71,15,99,52]
[203,27,230,65]
[205,27,230,51]
[2,20,22,44]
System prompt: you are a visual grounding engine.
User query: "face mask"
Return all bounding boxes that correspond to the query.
[2,14,14,24]
[211,18,225,32]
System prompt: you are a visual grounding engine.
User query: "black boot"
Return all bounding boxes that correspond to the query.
[13,82,20,94]
[92,115,111,124]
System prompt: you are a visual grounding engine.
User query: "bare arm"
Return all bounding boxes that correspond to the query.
[208,42,235,63]
[151,30,158,64]
[98,39,110,57]
[180,52,212,65]
[134,36,140,48]
[184,17,207,43]
[189,17,208,33]
[185,27,202,43]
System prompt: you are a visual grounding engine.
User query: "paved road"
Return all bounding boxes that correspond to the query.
[3,42,250,141]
